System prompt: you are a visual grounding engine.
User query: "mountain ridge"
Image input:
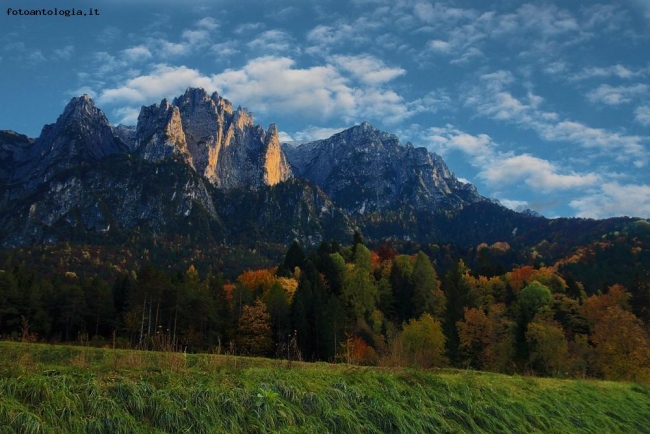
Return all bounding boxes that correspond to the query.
[0,88,643,251]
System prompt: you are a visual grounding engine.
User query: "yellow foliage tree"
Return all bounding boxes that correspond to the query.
[399,313,447,368]
[591,305,650,381]
[525,316,569,376]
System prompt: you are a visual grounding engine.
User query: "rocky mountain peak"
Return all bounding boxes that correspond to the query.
[263,123,291,186]
[282,122,482,214]
[14,95,128,184]
[135,98,192,163]
[61,94,100,119]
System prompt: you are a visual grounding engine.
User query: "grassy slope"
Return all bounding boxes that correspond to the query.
[1,342,649,433]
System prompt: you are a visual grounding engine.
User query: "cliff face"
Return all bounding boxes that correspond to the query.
[135,99,192,164]
[173,88,292,189]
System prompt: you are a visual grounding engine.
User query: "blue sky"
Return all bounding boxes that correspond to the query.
[2,0,649,219]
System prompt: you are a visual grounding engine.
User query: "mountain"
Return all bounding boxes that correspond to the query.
[283,122,481,215]
[14,95,129,187]
[0,90,351,246]
[0,88,644,256]
[0,130,32,183]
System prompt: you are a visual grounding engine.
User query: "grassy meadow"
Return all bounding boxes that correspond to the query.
[1,342,650,433]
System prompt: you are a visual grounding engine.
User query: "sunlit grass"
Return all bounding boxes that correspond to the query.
[1,341,649,433]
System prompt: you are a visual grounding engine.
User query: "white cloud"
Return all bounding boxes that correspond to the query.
[235,22,264,35]
[331,54,405,85]
[570,182,650,218]
[571,64,648,81]
[96,26,121,44]
[427,40,452,52]
[586,84,648,105]
[306,22,370,51]
[211,56,416,123]
[499,198,529,212]
[582,4,628,32]
[450,47,483,65]
[159,41,190,57]
[97,56,418,125]
[426,125,599,193]
[413,2,477,24]
[70,86,97,99]
[479,70,515,89]
[465,70,648,163]
[27,50,46,64]
[635,105,650,126]
[247,30,296,53]
[512,3,579,36]
[210,42,239,57]
[211,57,352,118]
[196,17,218,30]
[113,106,141,125]
[90,51,140,78]
[536,121,646,160]
[543,61,568,75]
[427,125,494,165]
[182,29,210,45]
[480,154,599,192]
[53,45,75,61]
[122,45,152,62]
[98,64,217,105]
[286,126,348,142]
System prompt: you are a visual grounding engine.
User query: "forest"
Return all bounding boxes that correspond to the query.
[1,232,649,382]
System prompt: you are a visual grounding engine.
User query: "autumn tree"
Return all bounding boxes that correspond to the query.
[457,307,494,370]
[398,313,448,368]
[580,284,650,380]
[457,304,515,372]
[591,305,650,381]
[237,299,273,356]
[237,268,276,295]
[525,316,569,376]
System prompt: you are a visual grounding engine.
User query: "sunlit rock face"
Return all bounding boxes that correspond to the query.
[263,124,292,186]
[135,99,192,164]
[173,88,292,189]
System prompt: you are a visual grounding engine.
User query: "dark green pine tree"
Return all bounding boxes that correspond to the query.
[277,241,306,277]
[412,252,445,320]
[442,259,474,364]
[208,274,232,346]
[390,255,415,323]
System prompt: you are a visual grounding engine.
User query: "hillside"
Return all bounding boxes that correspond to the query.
[2,342,649,433]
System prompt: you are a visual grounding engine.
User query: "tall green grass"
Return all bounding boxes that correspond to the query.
[1,342,649,433]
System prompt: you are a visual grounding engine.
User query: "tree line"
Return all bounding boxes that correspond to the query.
[1,235,649,381]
